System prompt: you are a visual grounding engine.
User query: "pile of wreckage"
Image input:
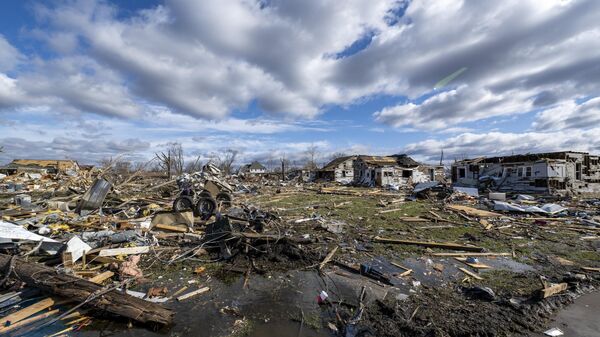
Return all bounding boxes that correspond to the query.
[0,162,314,335]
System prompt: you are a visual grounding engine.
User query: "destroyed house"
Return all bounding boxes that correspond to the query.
[239,161,267,175]
[451,151,600,194]
[0,159,80,175]
[353,154,442,187]
[317,156,357,183]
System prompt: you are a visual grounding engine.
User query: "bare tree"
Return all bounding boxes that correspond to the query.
[185,155,203,173]
[155,142,184,178]
[217,149,239,175]
[329,152,348,161]
[304,143,319,170]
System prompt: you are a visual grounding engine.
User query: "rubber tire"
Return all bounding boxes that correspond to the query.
[196,196,217,221]
[199,190,212,198]
[216,192,233,209]
[173,196,194,212]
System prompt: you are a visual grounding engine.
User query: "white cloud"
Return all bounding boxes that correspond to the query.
[403,128,600,163]
[532,97,600,131]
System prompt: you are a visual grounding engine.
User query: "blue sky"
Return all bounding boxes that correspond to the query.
[1,0,599,166]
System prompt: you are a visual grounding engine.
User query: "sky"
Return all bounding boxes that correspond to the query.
[0,0,599,167]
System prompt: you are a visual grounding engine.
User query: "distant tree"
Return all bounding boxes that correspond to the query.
[304,143,319,170]
[185,155,203,173]
[329,152,347,161]
[155,142,184,178]
[213,149,239,175]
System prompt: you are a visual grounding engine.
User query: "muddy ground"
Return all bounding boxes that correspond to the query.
[9,185,600,336]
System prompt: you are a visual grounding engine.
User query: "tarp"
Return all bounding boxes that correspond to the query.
[493,201,567,214]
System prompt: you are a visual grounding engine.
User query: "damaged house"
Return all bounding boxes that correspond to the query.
[238,161,267,175]
[0,159,80,176]
[353,154,444,187]
[451,151,600,194]
[317,155,357,184]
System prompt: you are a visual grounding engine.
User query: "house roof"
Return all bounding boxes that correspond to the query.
[357,154,420,167]
[247,161,266,170]
[321,155,356,171]
[456,151,592,165]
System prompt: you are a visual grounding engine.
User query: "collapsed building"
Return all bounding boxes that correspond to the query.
[353,154,444,187]
[317,155,357,184]
[0,159,81,176]
[451,151,600,194]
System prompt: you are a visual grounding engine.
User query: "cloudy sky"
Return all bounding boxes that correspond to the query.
[1,0,599,166]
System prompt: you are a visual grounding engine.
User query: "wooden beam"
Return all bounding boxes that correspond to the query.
[87,271,114,284]
[0,308,60,334]
[430,252,511,257]
[455,257,492,269]
[98,246,150,257]
[153,223,188,233]
[373,236,484,252]
[176,287,210,301]
[458,267,483,280]
[0,297,57,327]
[318,246,338,271]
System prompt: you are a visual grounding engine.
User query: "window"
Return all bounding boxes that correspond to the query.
[458,168,466,178]
[342,170,347,177]
[384,171,393,177]
[525,167,532,177]
[517,167,523,177]
[402,170,413,178]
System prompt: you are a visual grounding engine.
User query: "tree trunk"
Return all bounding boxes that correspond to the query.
[0,254,173,326]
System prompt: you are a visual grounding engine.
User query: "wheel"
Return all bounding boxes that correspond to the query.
[173,196,194,212]
[196,196,217,220]
[199,190,212,198]
[216,192,233,209]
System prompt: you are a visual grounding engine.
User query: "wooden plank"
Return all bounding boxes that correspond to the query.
[430,252,511,257]
[0,297,57,327]
[538,283,568,298]
[176,287,210,301]
[318,246,338,271]
[455,257,492,269]
[581,266,600,272]
[0,308,59,334]
[446,205,501,218]
[98,246,150,257]
[373,236,484,252]
[458,267,483,280]
[154,223,188,233]
[88,271,114,284]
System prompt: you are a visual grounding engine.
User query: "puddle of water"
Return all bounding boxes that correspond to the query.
[59,271,335,337]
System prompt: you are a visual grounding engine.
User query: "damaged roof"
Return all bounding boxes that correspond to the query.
[357,154,420,167]
[321,155,357,171]
[456,151,593,165]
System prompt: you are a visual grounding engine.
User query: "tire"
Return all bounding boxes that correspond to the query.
[199,190,212,198]
[173,196,194,212]
[216,192,233,209]
[196,196,217,220]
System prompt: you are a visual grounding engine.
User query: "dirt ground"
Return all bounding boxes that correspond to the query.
[3,184,599,337]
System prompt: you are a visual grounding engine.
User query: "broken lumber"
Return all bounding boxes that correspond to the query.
[0,254,173,326]
[154,223,188,232]
[176,287,210,301]
[458,267,483,280]
[0,297,58,327]
[373,236,484,252]
[87,271,114,284]
[581,266,600,272]
[537,283,568,299]
[430,252,510,257]
[446,205,501,218]
[318,245,338,271]
[0,308,60,334]
[455,257,492,269]
[98,246,150,257]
